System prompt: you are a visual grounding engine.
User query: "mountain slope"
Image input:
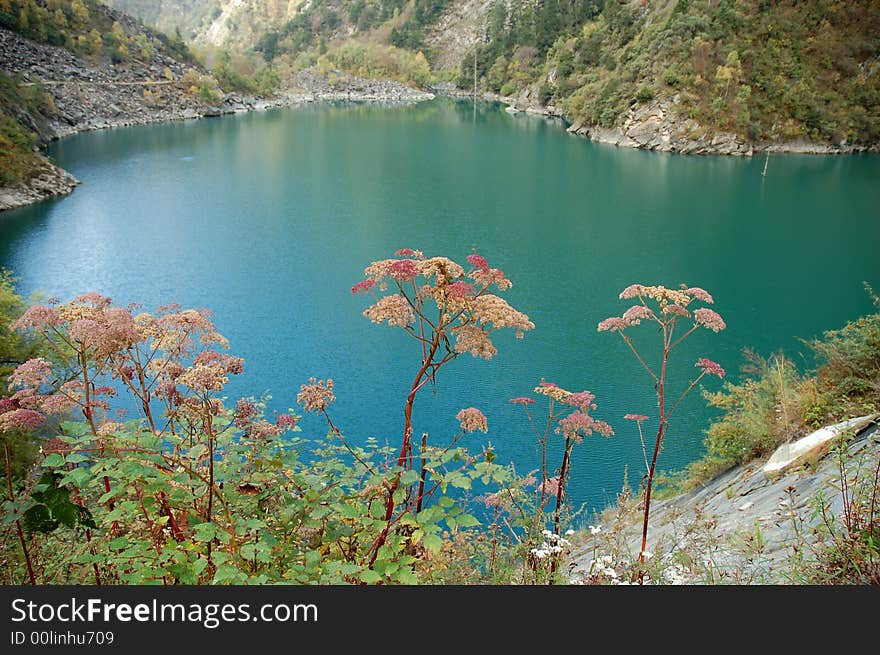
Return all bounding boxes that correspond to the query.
[101,0,880,152]
[0,0,245,210]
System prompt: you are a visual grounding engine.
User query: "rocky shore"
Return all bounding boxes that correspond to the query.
[435,82,878,157]
[567,419,880,584]
[0,27,433,212]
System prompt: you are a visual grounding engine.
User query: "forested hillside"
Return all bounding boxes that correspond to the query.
[97,0,879,148]
[467,0,880,145]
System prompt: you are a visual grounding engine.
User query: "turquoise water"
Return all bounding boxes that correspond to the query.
[1,99,878,513]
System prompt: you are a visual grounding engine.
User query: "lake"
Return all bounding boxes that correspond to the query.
[1,99,878,514]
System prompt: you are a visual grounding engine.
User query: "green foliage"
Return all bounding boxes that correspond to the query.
[464,0,880,145]
[0,292,518,584]
[812,285,880,409]
[0,71,58,186]
[22,471,95,533]
[682,290,880,490]
[318,42,433,87]
[0,0,195,65]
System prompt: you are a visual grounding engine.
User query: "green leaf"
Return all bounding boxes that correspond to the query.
[359,569,382,584]
[438,496,455,509]
[392,487,407,505]
[59,467,91,488]
[192,557,209,577]
[456,513,481,528]
[22,504,58,533]
[397,569,419,585]
[108,536,130,550]
[212,563,243,585]
[42,453,65,468]
[422,533,443,555]
[193,522,218,542]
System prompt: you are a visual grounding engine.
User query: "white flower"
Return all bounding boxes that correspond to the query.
[531,548,549,560]
[589,524,602,536]
[641,550,653,560]
[564,529,575,536]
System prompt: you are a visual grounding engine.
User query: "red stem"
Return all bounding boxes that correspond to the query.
[5,442,36,584]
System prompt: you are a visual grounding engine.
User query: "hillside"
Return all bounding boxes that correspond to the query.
[0,0,256,210]
[101,0,880,154]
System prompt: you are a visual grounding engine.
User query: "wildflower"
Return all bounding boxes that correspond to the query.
[685,287,714,304]
[481,492,503,508]
[387,259,421,282]
[466,253,489,271]
[597,316,628,332]
[417,257,465,282]
[297,378,335,413]
[452,325,497,359]
[662,304,690,317]
[97,421,125,436]
[695,358,725,378]
[641,550,653,560]
[509,396,535,405]
[11,305,59,331]
[541,476,561,497]
[275,413,298,430]
[469,266,512,291]
[0,408,45,432]
[447,280,476,299]
[394,248,424,259]
[694,308,726,332]
[565,529,575,536]
[622,305,655,324]
[619,284,646,300]
[177,352,244,392]
[589,525,602,536]
[351,279,376,294]
[624,413,649,422]
[9,358,53,391]
[363,295,415,327]
[456,407,488,433]
[566,390,596,411]
[556,412,613,443]
[470,294,534,335]
[234,399,258,428]
[534,381,571,402]
[74,292,112,308]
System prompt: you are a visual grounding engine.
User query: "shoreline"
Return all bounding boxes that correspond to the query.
[4,69,877,212]
[433,82,879,157]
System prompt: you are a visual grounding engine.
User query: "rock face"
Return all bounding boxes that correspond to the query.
[445,80,879,157]
[0,159,79,212]
[569,418,879,583]
[285,70,435,103]
[762,413,878,479]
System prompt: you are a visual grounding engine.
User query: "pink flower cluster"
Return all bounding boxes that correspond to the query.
[297,378,336,413]
[556,411,613,443]
[456,407,488,433]
[599,283,725,335]
[624,413,649,423]
[694,308,726,332]
[695,358,726,378]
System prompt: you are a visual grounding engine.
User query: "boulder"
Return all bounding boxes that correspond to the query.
[762,414,878,479]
